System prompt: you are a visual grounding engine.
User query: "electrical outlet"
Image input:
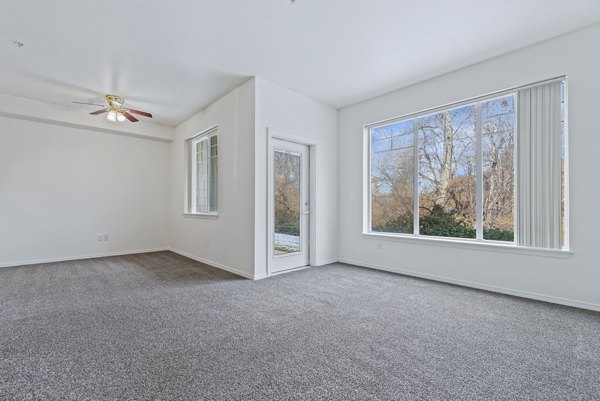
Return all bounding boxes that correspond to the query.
[103,234,109,241]
[376,241,383,250]
[97,234,103,241]
[349,192,356,201]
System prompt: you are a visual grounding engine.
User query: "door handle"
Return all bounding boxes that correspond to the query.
[303,210,311,215]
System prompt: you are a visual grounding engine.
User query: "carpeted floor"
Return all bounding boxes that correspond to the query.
[0,251,598,400]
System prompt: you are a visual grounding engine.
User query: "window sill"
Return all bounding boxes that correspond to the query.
[183,212,219,219]
[361,232,573,259]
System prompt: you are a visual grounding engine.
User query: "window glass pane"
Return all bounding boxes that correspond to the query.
[274,150,301,254]
[192,134,218,214]
[418,105,476,239]
[482,96,515,241]
[209,136,218,212]
[370,120,414,234]
[196,139,209,213]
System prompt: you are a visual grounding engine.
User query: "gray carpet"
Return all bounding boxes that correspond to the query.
[0,251,598,400]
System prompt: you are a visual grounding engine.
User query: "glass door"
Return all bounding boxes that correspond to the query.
[271,139,310,273]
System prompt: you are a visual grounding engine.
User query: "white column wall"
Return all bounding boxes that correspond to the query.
[168,79,256,278]
[254,77,339,278]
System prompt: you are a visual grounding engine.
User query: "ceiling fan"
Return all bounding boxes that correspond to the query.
[74,95,152,123]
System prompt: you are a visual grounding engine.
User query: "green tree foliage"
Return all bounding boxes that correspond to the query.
[276,219,300,236]
[419,205,475,238]
[372,213,413,234]
[373,205,513,241]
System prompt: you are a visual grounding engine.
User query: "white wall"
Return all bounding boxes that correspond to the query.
[0,116,170,266]
[168,79,256,278]
[167,77,337,279]
[338,23,600,311]
[254,77,338,278]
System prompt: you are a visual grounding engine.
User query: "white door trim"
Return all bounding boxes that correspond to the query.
[267,128,317,277]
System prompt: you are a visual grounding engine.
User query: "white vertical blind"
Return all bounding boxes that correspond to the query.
[516,81,562,249]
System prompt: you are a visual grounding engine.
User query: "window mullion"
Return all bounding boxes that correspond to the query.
[413,119,420,236]
[475,102,483,240]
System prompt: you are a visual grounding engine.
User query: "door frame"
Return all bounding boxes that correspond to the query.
[267,128,317,277]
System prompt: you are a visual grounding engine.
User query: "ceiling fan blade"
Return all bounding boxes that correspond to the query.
[123,112,139,122]
[126,109,153,118]
[89,108,108,115]
[73,101,106,107]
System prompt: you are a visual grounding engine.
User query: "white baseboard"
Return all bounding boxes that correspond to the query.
[168,247,256,280]
[0,248,169,269]
[339,258,600,312]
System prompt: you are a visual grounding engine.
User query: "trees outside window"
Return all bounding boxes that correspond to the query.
[371,120,414,234]
[482,96,514,241]
[369,95,515,242]
[418,106,477,239]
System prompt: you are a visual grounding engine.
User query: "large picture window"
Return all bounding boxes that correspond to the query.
[187,128,218,214]
[367,79,567,250]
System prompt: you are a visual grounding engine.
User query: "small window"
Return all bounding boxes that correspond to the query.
[188,128,218,214]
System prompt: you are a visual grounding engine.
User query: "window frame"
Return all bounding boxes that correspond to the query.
[185,126,218,217]
[363,76,570,254]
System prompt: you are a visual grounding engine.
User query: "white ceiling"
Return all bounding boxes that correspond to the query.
[1,0,599,126]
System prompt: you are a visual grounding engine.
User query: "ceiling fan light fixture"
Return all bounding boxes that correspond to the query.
[107,110,117,122]
[107,109,127,123]
[82,94,150,123]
